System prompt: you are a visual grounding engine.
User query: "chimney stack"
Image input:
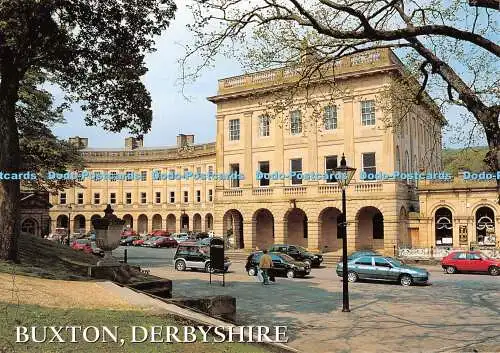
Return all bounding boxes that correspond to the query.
[125,136,143,150]
[176,134,194,147]
[68,136,88,149]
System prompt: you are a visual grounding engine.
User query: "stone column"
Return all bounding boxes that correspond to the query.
[215,115,225,189]
[307,220,320,252]
[274,219,287,244]
[243,112,253,188]
[346,215,356,253]
[243,219,256,251]
[383,214,399,256]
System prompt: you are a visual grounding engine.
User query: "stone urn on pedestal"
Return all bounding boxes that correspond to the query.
[92,204,125,266]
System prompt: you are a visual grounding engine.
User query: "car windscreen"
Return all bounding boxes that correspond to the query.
[387,258,403,267]
[278,253,295,262]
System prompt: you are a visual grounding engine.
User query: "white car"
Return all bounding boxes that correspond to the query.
[171,233,189,243]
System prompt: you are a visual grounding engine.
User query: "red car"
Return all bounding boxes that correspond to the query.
[149,230,170,237]
[121,229,137,238]
[150,236,178,248]
[441,251,499,276]
[133,236,149,246]
[71,239,93,254]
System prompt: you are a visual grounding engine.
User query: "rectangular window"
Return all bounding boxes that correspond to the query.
[140,171,147,181]
[324,105,337,130]
[183,168,189,177]
[228,119,240,141]
[125,192,132,204]
[290,110,302,134]
[183,191,189,203]
[325,155,338,183]
[362,153,376,180]
[109,192,116,204]
[60,193,67,205]
[290,158,302,185]
[126,171,133,181]
[140,192,147,204]
[93,193,100,205]
[258,161,270,187]
[169,191,175,203]
[93,171,102,181]
[77,193,84,205]
[110,171,117,182]
[259,115,270,137]
[196,167,202,174]
[208,189,213,202]
[208,165,214,174]
[196,190,201,202]
[155,192,161,204]
[361,100,376,126]
[229,163,240,188]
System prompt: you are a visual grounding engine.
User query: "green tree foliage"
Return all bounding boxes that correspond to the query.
[0,0,177,260]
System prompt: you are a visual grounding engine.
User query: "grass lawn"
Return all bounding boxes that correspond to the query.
[0,302,278,353]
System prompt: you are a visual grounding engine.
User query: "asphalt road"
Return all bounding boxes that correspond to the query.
[112,245,176,267]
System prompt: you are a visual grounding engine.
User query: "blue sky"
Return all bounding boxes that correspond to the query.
[52,3,486,149]
[52,5,243,148]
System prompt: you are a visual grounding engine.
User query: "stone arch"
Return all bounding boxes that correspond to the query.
[434,207,453,246]
[180,214,189,232]
[355,206,384,251]
[205,213,214,231]
[21,218,38,236]
[122,214,133,229]
[137,214,148,234]
[56,215,68,228]
[253,209,274,250]
[284,208,308,248]
[193,213,202,232]
[166,214,176,233]
[223,209,244,249]
[152,214,162,230]
[318,207,342,252]
[73,214,86,233]
[90,214,101,230]
[475,206,495,246]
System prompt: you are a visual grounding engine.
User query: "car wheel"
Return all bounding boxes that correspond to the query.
[175,260,186,271]
[446,266,456,274]
[488,266,499,276]
[248,268,256,276]
[400,274,413,286]
[286,270,295,279]
[304,259,312,267]
[347,271,358,283]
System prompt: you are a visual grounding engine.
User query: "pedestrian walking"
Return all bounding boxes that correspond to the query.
[259,249,273,285]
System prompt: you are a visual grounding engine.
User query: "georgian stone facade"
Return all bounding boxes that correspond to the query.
[48,49,498,254]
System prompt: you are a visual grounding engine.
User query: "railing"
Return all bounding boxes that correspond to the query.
[252,188,273,196]
[318,184,341,194]
[398,247,500,259]
[354,182,383,192]
[223,189,243,197]
[283,186,307,195]
[218,49,391,94]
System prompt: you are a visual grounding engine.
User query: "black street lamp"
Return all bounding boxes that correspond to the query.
[66,204,73,246]
[333,154,356,312]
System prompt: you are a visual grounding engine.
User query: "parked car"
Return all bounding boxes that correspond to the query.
[268,244,323,267]
[143,236,161,247]
[149,230,170,237]
[197,236,224,247]
[174,242,231,272]
[172,233,190,243]
[90,242,104,257]
[196,232,210,240]
[121,229,137,238]
[132,235,149,246]
[441,251,499,276]
[71,239,93,254]
[347,250,380,260]
[245,251,311,278]
[86,230,96,241]
[336,255,429,286]
[120,235,139,246]
[149,236,178,248]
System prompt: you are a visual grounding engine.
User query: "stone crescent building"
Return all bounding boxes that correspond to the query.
[46,49,499,254]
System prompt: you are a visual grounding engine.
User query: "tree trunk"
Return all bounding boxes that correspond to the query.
[0,70,22,261]
[481,109,500,204]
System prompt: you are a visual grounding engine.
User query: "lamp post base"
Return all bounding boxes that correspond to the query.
[97,251,120,267]
[342,308,351,312]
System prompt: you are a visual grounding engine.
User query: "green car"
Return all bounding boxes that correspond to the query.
[336,255,429,286]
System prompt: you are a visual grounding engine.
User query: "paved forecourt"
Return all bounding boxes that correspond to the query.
[149,262,499,353]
